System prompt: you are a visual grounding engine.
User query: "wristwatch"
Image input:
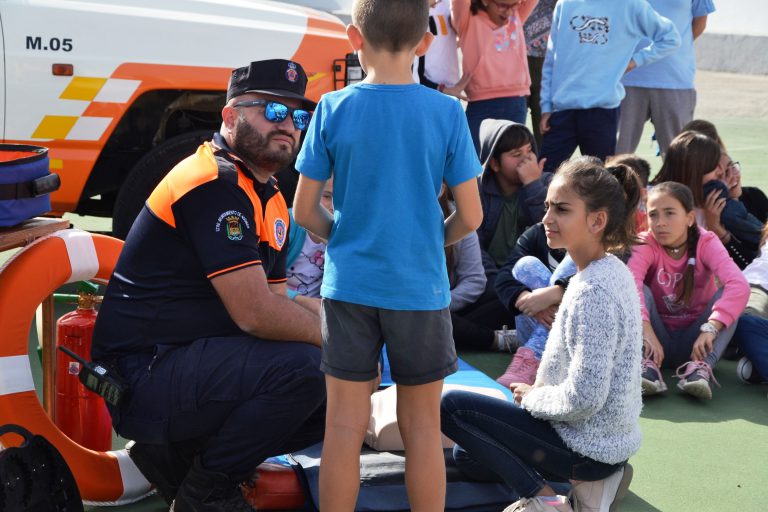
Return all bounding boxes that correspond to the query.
[699,322,719,336]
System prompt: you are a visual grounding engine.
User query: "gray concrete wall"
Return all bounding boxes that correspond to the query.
[696,34,768,75]
[695,0,768,75]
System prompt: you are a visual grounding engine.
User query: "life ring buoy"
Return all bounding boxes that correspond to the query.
[0,228,153,505]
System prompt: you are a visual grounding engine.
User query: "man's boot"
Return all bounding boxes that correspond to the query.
[127,441,191,506]
[171,457,255,512]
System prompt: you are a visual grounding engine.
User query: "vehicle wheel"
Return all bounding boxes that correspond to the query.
[112,130,211,239]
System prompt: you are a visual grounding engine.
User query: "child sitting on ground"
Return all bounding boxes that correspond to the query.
[733,223,768,395]
[293,0,483,509]
[652,130,763,268]
[285,178,334,315]
[628,182,749,400]
[442,160,645,512]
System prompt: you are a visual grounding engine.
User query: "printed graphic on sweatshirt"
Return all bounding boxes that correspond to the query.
[657,268,687,314]
[569,15,609,45]
[493,16,522,53]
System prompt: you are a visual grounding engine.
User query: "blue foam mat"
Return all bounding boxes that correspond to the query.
[290,354,523,511]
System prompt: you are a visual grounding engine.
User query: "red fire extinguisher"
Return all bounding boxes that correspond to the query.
[54,282,112,452]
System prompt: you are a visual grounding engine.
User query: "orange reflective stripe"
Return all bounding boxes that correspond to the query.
[207,260,261,279]
[146,142,219,228]
[267,277,288,283]
[438,15,448,36]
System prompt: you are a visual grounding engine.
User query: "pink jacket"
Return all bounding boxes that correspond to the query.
[628,228,749,331]
[451,0,537,101]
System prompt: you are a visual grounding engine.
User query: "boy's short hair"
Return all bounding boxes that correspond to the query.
[352,0,429,52]
[492,124,535,160]
[607,154,651,187]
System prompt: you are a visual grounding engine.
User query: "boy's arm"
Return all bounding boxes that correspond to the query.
[692,0,715,40]
[445,178,483,247]
[293,175,333,241]
[630,3,681,69]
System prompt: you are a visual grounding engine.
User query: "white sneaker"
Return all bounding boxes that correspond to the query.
[572,463,633,512]
[504,495,573,512]
[494,325,521,352]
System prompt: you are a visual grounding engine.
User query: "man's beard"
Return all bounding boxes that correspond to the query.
[231,115,297,173]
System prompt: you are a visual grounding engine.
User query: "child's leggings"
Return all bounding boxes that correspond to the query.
[643,286,737,368]
[511,255,577,359]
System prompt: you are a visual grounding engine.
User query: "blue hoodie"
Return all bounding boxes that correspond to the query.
[541,0,681,113]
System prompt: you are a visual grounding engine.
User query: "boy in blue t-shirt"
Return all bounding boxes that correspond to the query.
[539,0,681,173]
[293,0,483,508]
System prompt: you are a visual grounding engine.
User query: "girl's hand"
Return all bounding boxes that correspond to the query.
[642,322,665,366]
[515,287,560,316]
[441,73,472,101]
[692,332,716,361]
[703,189,727,236]
[533,305,558,329]
[510,383,533,404]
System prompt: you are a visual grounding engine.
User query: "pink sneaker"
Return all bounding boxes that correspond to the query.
[675,361,720,400]
[497,347,539,388]
[640,358,667,395]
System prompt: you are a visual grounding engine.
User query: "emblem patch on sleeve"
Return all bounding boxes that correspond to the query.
[274,218,286,249]
[215,210,251,241]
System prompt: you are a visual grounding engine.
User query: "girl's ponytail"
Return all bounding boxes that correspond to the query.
[676,223,699,305]
[556,160,642,255]
[605,164,642,253]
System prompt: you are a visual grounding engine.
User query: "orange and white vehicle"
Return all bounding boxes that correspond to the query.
[0,0,356,237]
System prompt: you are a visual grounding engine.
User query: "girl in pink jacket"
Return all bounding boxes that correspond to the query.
[628,182,749,400]
[451,0,538,153]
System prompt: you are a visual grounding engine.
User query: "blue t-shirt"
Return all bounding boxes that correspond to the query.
[296,83,481,310]
[623,0,716,89]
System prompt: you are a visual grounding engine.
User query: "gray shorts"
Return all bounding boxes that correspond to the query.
[320,298,458,385]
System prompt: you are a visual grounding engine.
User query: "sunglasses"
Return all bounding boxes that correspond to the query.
[233,100,312,131]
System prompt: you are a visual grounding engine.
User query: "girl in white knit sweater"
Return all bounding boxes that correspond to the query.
[441,160,644,512]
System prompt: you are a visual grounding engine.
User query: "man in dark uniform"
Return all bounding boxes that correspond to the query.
[91,59,325,512]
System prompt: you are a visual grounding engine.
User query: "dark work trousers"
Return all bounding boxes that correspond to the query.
[540,107,619,174]
[112,336,326,482]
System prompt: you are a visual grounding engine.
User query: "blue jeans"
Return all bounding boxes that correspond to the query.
[643,286,736,368]
[734,314,768,381]
[466,96,528,155]
[440,390,623,498]
[539,107,619,174]
[512,255,577,359]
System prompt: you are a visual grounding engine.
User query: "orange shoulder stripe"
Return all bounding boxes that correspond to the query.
[147,142,220,228]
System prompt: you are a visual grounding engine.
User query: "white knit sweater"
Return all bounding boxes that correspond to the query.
[521,254,643,465]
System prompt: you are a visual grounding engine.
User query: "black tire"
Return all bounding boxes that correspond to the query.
[112,130,212,239]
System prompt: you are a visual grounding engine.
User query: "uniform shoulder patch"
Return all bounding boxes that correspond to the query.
[274,217,287,249]
[215,210,251,241]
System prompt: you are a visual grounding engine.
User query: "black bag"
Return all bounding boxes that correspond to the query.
[0,424,83,512]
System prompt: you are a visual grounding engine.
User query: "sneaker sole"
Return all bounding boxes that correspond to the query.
[609,463,634,512]
[679,380,712,400]
[641,379,666,395]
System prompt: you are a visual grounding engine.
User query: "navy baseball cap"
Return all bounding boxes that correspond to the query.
[226,59,316,110]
